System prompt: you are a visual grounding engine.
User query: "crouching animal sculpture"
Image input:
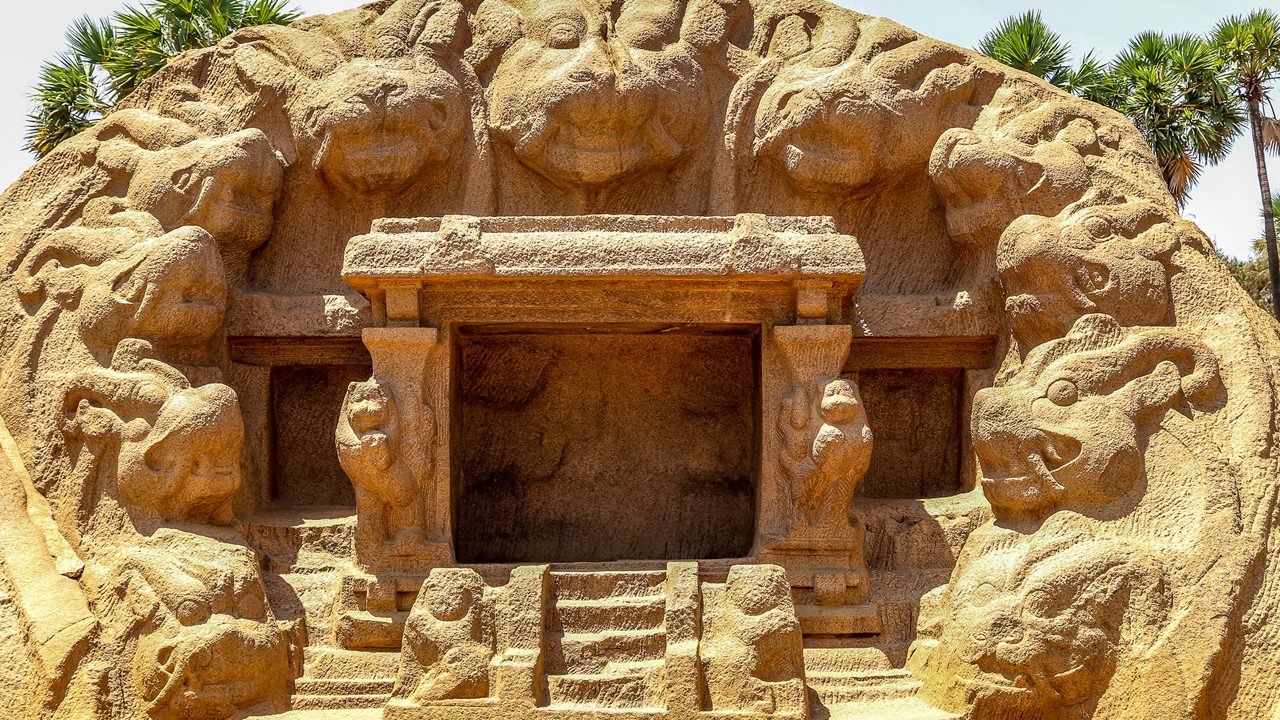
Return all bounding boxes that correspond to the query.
[64,340,291,720]
[394,568,495,704]
[913,314,1238,719]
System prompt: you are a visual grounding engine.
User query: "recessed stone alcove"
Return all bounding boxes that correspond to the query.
[859,368,963,499]
[271,364,369,508]
[454,325,759,563]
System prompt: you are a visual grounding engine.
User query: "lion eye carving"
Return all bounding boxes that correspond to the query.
[1081,215,1112,239]
[1046,379,1079,406]
[547,20,584,49]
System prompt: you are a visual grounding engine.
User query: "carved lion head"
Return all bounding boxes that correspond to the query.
[929,107,1109,247]
[972,314,1219,522]
[288,2,472,197]
[997,200,1183,352]
[124,127,284,258]
[473,0,740,188]
[115,536,288,720]
[744,8,990,194]
[64,340,244,525]
[18,224,227,360]
[924,537,1168,720]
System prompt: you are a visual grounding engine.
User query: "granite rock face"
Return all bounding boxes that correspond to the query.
[0,1,1277,719]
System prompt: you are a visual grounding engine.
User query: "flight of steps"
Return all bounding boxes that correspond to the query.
[543,570,669,710]
[804,647,958,720]
[804,646,917,705]
[290,646,398,711]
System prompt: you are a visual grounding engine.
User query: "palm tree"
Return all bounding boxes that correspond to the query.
[978,10,1109,99]
[25,17,117,157]
[979,14,1248,209]
[1212,10,1280,320]
[1107,32,1244,208]
[25,0,301,158]
[979,11,1072,83]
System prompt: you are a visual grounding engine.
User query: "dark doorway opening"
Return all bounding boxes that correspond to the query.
[454,324,760,563]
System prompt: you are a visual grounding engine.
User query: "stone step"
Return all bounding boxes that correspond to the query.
[546,629,667,674]
[294,677,395,696]
[546,660,666,709]
[552,595,667,633]
[823,696,960,720]
[807,668,920,706]
[802,645,896,673]
[302,646,400,681]
[290,693,391,710]
[241,709,383,720]
[237,511,356,574]
[551,571,666,601]
[797,603,882,636]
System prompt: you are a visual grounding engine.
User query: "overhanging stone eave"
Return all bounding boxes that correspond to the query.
[341,213,866,294]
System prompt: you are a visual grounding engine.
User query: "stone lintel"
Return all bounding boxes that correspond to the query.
[343,214,865,291]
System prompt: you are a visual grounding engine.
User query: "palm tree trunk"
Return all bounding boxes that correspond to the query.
[1250,100,1280,319]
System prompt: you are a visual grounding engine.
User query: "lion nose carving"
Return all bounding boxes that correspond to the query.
[980,613,1025,648]
[567,41,618,86]
[358,80,404,109]
[972,390,1038,475]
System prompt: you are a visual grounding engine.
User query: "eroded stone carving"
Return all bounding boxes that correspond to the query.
[738,10,988,197]
[779,378,873,530]
[14,223,225,364]
[118,126,283,272]
[926,85,1153,248]
[474,0,741,213]
[336,378,431,559]
[997,202,1185,353]
[395,568,494,703]
[972,314,1219,521]
[62,342,242,526]
[910,313,1248,719]
[701,565,806,717]
[916,532,1171,720]
[96,531,290,720]
[768,325,872,607]
[56,342,290,719]
[391,563,805,718]
[295,55,467,199]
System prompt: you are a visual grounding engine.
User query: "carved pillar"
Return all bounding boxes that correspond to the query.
[494,564,549,708]
[760,323,873,606]
[352,327,452,570]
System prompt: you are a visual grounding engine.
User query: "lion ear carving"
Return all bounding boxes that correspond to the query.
[465,0,521,80]
[372,0,470,59]
[681,0,747,53]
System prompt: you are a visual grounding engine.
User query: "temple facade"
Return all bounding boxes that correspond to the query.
[0,1,1277,719]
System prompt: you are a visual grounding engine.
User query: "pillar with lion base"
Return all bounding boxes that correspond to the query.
[759,304,878,634]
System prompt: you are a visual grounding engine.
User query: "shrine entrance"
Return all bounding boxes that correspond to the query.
[453,324,760,563]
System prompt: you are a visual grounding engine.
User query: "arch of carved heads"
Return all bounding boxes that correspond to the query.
[0,0,1276,718]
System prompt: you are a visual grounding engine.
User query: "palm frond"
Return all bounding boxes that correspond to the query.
[1261,115,1280,155]
[1161,152,1201,208]
[239,0,301,28]
[24,54,111,157]
[978,11,1073,85]
[25,0,299,156]
[66,15,116,66]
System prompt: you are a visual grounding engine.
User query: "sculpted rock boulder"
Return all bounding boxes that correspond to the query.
[0,0,1274,718]
[997,202,1185,353]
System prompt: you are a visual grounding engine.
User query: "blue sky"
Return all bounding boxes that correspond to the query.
[2,1,1275,257]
